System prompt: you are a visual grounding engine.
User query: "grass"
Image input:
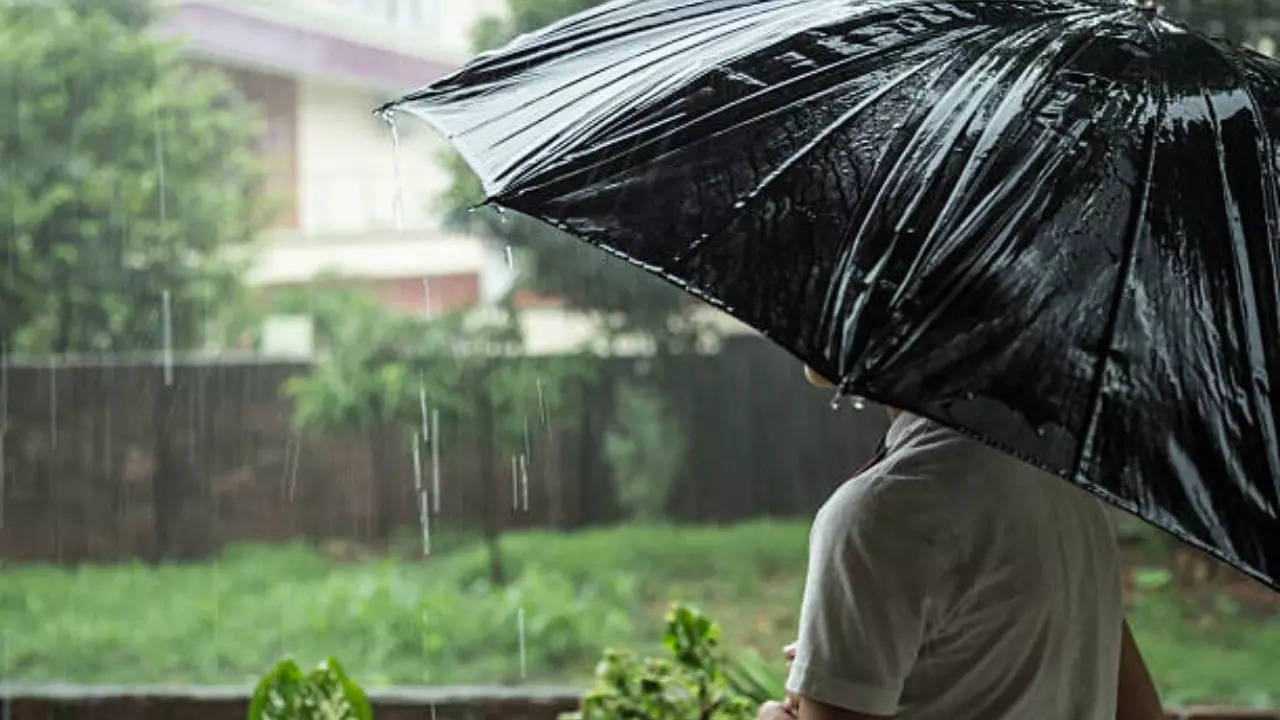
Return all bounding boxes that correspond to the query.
[1129,588,1280,708]
[0,520,1276,708]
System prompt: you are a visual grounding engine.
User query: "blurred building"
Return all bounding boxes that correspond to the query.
[154,0,511,355]
[154,0,751,357]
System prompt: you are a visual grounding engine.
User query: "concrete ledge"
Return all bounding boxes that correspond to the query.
[1,684,581,720]
[1167,711,1280,720]
[1,685,1276,720]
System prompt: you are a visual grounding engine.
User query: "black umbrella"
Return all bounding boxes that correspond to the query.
[384,0,1280,590]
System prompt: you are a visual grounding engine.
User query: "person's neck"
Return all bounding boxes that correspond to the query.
[887,406,902,423]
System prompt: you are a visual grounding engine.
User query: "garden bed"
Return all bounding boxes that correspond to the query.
[1,685,1276,720]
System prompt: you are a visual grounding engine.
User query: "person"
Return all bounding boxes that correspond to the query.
[757,367,1165,720]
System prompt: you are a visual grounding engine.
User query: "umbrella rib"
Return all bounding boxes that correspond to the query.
[396,0,767,100]
[1206,54,1280,506]
[871,11,1137,364]
[666,52,946,269]
[815,19,1080,372]
[1071,15,1166,484]
[498,0,972,195]
[482,2,815,187]
[664,17,1094,272]
[453,0,817,145]
[885,16,1096,308]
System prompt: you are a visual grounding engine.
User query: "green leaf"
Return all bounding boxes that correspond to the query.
[564,604,756,720]
[1134,568,1173,592]
[248,656,371,720]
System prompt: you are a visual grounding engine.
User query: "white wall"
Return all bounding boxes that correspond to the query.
[433,0,509,60]
[245,0,509,64]
[296,78,452,234]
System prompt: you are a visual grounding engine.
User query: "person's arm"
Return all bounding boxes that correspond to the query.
[798,696,890,720]
[782,477,949,718]
[761,647,890,720]
[1115,619,1163,720]
[757,697,890,720]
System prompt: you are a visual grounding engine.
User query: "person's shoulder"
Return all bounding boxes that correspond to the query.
[816,460,958,543]
[815,417,1001,536]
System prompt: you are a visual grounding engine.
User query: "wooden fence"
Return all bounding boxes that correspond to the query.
[0,338,887,562]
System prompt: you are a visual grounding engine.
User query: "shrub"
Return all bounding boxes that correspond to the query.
[562,604,780,720]
[604,383,686,521]
[248,656,372,720]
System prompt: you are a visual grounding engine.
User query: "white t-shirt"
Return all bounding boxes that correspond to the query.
[786,412,1123,719]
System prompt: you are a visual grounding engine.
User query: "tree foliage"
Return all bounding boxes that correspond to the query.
[1162,0,1280,44]
[604,382,685,522]
[438,0,706,355]
[563,604,780,720]
[0,0,267,353]
[279,286,594,577]
[279,286,590,452]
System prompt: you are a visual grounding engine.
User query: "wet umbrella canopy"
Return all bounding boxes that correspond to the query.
[383,0,1280,590]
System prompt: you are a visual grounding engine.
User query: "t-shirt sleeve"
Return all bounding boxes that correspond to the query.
[785,476,949,716]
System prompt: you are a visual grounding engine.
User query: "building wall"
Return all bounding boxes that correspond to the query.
[296,78,449,234]
[222,67,300,229]
[433,0,509,59]
[229,0,509,63]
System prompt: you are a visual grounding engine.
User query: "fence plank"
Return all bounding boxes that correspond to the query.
[0,340,885,562]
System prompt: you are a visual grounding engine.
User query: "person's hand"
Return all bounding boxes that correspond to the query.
[783,643,800,713]
[757,700,797,719]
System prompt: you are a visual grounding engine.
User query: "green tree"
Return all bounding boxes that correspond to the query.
[280,286,592,581]
[437,0,709,356]
[1161,0,1280,44]
[603,382,686,522]
[0,0,266,354]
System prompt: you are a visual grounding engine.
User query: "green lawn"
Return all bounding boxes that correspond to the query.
[0,521,1276,707]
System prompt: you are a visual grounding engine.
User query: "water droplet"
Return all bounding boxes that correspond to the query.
[48,357,57,450]
[732,199,747,210]
[536,377,548,427]
[161,290,173,387]
[382,110,405,232]
[418,377,429,451]
[852,396,867,411]
[523,416,532,466]
[964,391,975,401]
[153,88,167,224]
[281,435,293,499]
[430,409,440,514]
[517,606,527,679]
[0,342,6,531]
[419,488,431,556]
[519,453,530,512]
[505,245,515,268]
[511,455,520,511]
[411,431,423,491]
[289,448,300,500]
[1035,427,1047,437]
